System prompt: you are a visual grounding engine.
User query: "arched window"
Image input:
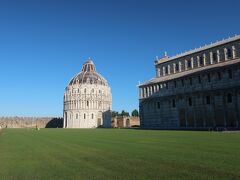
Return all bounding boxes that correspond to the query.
[84,89,86,93]
[212,52,217,62]
[92,114,94,119]
[87,101,89,107]
[175,63,179,72]
[189,77,192,85]
[227,48,232,59]
[84,114,86,119]
[198,76,201,83]
[76,113,78,119]
[181,79,184,87]
[228,69,232,79]
[165,82,168,89]
[206,96,210,104]
[217,72,221,80]
[207,73,211,82]
[227,93,232,103]
[165,66,169,74]
[199,56,203,66]
[187,60,191,68]
[172,99,176,108]
[188,97,192,106]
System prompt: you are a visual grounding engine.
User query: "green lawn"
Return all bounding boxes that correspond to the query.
[0,129,240,180]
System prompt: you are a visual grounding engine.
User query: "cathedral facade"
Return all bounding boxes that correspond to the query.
[139,35,240,129]
[63,59,112,128]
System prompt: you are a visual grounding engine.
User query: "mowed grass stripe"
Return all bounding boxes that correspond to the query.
[0,129,240,179]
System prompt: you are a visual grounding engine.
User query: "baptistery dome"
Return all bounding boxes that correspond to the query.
[69,60,108,86]
[63,59,112,128]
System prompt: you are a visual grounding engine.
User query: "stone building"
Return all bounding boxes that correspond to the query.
[111,116,140,128]
[139,35,240,129]
[63,59,112,128]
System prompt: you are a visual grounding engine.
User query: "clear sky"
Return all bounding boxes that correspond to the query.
[0,0,239,117]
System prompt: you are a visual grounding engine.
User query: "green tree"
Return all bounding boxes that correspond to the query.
[131,109,139,117]
[120,110,130,117]
[111,111,119,117]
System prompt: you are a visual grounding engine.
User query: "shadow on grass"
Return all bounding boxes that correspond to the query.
[45,118,63,128]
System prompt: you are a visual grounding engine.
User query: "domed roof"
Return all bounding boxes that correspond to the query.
[69,59,108,86]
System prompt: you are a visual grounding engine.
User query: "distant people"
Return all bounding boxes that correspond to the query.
[36,125,40,131]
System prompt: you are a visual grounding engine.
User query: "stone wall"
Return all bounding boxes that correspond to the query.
[112,116,140,128]
[0,117,63,128]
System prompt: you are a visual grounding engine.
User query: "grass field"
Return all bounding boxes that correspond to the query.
[0,129,240,180]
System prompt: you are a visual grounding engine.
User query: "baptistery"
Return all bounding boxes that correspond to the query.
[63,59,112,128]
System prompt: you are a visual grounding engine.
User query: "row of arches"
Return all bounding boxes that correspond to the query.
[64,111,103,128]
[157,45,238,77]
[64,100,111,110]
[140,66,239,99]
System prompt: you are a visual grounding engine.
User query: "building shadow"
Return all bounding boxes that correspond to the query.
[45,118,63,128]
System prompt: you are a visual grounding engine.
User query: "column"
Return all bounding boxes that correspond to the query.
[173,63,176,73]
[139,88,143,98]
[185,60,188,70]
[147,87,149,97]
[217,50,220,62]
[163,66,165,76]
[224,48,228,60]
[210,52,213,64]
[191,57,194,69]
[197,56,200,67]
[157,68,161,77]
[203,53,206,66]
[156,84,159,92]
[232,46,236,59]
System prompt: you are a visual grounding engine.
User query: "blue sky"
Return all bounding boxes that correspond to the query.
[0,0,239,116]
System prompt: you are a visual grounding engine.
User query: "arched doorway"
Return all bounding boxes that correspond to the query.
[97,118,102,127]
[126,119,130,128]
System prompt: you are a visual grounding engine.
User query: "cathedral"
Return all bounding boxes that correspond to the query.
[139,35,240,129]
[63,59,112,128]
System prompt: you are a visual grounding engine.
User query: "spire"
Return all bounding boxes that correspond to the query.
[164,51,168,57]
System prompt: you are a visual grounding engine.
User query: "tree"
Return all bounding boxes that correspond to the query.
[131,109,139,117]
[111,111,119,117]
[120,110,130,117]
